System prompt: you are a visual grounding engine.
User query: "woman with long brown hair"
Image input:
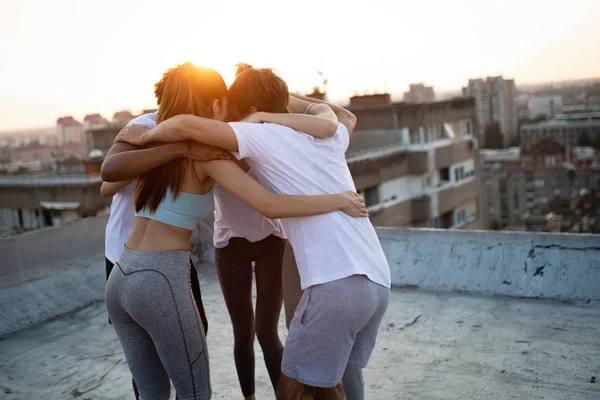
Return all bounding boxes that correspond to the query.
[104,62,367,400]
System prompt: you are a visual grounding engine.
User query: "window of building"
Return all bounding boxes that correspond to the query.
[410,129,421,145]
[454,208,467,226]
[433,216,443,229]
[533,179,545,188]
[439,167,450,182]
[514,193,519,209]
[424,176,432,188]
[364,186,380,207]
[464,120,473,137]
[428,125,439,141]
[413,220,429,228]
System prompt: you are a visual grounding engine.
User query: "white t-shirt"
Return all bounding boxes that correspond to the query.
[116,113,280,249]
[104,113,157,263]
[229,122,391,290]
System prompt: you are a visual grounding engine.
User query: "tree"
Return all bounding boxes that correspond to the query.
[490,219,500,230]
[593,133,600,150]
[578,132,592,147]
[484,123,504,149]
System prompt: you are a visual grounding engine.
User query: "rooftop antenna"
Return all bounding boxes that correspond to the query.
[318,70,328,95]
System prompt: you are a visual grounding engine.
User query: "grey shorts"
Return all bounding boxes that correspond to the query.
[282,274,389,388]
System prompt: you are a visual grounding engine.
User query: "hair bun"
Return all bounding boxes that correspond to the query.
[235,63,253,77]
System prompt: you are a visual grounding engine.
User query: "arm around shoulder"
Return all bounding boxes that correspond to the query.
[204,160,367,219]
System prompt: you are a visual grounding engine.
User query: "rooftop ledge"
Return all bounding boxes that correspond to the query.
[1,216,599,398]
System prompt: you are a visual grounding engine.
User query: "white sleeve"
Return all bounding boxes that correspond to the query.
[126,113,157,128]
[228,122,271,161]
[336,122,350,151]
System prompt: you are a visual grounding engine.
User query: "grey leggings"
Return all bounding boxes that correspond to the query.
[105,247,211,400]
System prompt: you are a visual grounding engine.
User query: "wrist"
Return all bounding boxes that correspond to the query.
[336,193,347,209]
[169,141,188,158]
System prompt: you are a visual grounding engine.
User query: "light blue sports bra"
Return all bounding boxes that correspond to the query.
[135,189,206,231]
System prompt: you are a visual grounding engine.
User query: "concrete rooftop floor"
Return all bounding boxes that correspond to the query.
[1,263,599,400]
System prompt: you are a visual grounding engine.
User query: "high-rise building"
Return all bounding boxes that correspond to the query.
[56,116,84,146]
[403,83,435,104]
[462,76,518,148]
[346,96,487,230]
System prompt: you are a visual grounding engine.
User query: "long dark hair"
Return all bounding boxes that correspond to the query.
[134,63,227,212]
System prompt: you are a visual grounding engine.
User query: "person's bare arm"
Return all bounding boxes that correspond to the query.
[115,116,240,151]
[291,93,358,136]
[100,180,132,197]
[243,102,338,139]
[101,140,188,182]
[203,160,367,219]
[103,124,231,182]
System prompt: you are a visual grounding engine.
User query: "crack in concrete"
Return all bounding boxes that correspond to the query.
[534,244,600,252]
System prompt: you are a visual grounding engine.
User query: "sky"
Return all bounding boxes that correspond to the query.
[1,0,599,131]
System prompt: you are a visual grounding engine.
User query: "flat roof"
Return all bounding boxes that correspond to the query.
[1,264,597,399]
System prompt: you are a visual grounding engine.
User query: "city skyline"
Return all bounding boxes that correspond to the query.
[1,0,600,131]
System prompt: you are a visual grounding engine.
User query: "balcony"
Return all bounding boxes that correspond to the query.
[411,196,431,221]
[435,139,475,169]
[1,216,599,399]
[437,178,479,215]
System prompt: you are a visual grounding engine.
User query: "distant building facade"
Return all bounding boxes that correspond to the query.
[112,110,135,126]
[83,113,109,131]
[520,112,600,149]
[56,116,84,146]
[529,96,563,119]
[347,97,486,230]
[349,93,392,107]
[83,113,132,155]
[482,139,600,229]
[462,76,518,148]
[0,175,109,235]
[403,83,435,104]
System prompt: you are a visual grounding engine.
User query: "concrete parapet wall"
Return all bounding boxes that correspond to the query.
[0,213,214,338]
[0,215,109,338]
[376,228,600,301]
[2,216,599,337]
[0,215,109,290]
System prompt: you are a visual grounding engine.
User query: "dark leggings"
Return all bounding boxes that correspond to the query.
[215,235,286,397]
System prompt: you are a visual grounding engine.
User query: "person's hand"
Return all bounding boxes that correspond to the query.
[187,141,232,161]
[114,124,149,145]
[340,191,368,218]
[242,112,267,124]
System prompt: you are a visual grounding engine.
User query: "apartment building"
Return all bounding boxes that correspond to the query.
[482,139,600,229]
[520,112,600,149]
[56,116,84,146]
[403,83,435,104]
[462,76,518,147]
[529,96,563,119]
[346,95,486,230]
[84,112,133,154]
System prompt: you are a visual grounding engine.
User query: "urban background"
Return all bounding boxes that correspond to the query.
[1,76,599,237]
